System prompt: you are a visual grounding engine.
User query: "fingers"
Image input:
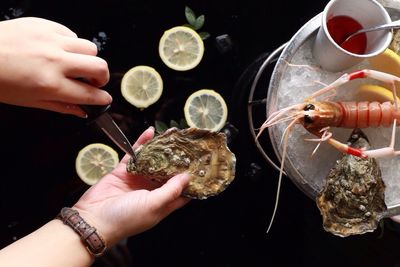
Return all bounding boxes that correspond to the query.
[62,53,109,87]
[23,17,78,37]
[61,36,99,56]
[40,17,78,37]
[53,25,78,38]
[391,215,400,224]
[163,195,191,214]
[133,126,155,148]
[120,127,154,164]
[148,173,191,210]
[58,78,112,105]
[36,100,87,118]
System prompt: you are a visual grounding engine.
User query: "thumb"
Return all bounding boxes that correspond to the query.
[149,173,191,209]
[391,215,400,224]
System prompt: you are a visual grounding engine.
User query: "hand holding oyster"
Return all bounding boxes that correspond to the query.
[127,127,236,199]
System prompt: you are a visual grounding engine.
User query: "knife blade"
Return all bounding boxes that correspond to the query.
[80,104,135,158]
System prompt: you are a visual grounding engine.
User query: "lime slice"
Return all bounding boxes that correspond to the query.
[368,48,400,94]
[121,65,163,109]
[75,143,119,185]
[184,89,228,131]
[357,84,400,103]
[159,26,204,71]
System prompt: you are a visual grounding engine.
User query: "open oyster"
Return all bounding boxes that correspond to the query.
[127,127,236,199]
[316,129,387,237]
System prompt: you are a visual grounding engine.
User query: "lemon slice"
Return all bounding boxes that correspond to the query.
[159,26,204,71]
[121,65,163,109]
[184,89,228,131]
[368,48,400,94]
[75,143,119,185]
[357,84,400,103]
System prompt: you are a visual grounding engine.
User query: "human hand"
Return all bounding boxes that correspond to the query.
[391,215,400,224]
[73,127,191,246]
[0,17,112,117]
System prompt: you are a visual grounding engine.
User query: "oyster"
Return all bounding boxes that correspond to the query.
[316,129,387,237]
[390,29,400,54]
[127,127,236,199]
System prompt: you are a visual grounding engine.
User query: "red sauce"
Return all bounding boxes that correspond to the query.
[327,15,367,55]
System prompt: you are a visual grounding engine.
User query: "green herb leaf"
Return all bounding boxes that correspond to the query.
[170,120,180,128]
[193,15,205,30]
[198,31,210,40]
[183,23,195,30]
[179,118,189,129]
[155,120,168,134]
[185,6,196,26]
[377,220,385,239]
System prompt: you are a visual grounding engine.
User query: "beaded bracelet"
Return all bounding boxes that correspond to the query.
[56,207,107,257]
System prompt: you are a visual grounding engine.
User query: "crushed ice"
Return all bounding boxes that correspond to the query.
[268,31,400,208]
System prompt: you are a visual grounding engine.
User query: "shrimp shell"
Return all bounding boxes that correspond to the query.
[337,101,399,128]
[304,101,400,136]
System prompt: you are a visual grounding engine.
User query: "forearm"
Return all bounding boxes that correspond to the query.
[0,219,94,267]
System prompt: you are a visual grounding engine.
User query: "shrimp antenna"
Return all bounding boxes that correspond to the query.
[279,114,303,146]
[257,103,304,139]
[266,117,299,233]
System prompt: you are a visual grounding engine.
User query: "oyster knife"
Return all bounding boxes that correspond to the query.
[80,104,135,158]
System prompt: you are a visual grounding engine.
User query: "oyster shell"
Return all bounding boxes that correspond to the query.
[316,129,387,237]
[390,29,400,54]
[127,127,236,199]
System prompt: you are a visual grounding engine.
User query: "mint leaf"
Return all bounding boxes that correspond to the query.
[170,120,180,128]
[185,6,196,26]
[183,23,195,30]
[199,31,210,40]
[179,118,189,129]
[193,15,205,30]
[155,120,168,134]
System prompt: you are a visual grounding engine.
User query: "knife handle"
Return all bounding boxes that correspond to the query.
[74,77,111,119]
[80,104,111,120]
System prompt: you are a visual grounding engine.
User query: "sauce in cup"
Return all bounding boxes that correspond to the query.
[313,0,392,72]
[327,15,367,55]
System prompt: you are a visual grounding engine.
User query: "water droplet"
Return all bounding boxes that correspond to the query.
[215,34,233,54]
[0,0,30,19]
[7,221,18,228]
[244,162,263,181]
[221,123,238,143]
[92,31,109,51]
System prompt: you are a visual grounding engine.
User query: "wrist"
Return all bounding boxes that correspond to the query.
[72,206,124,247]
[56,207,107,257]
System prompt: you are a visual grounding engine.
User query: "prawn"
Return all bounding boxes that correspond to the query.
[258,69,400,233]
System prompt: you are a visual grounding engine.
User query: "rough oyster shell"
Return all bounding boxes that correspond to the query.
[127,127,236,199]
[390,29,400,54]
[316,129,387,237]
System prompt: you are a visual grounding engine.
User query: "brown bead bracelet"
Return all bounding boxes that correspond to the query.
[56,207,107,257]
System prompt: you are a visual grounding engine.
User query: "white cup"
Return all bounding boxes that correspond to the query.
[312,0,392,72]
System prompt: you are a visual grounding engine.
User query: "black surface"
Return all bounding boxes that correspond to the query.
[2,1,400,266]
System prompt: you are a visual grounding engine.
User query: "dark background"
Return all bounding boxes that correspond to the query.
[1,0,400,266]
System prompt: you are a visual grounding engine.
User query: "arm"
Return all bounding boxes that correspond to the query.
[0,17,112,117]
[0,127,190,266]
[0,220,94,267]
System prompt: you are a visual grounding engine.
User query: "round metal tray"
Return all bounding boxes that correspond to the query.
[266,7,400,217]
